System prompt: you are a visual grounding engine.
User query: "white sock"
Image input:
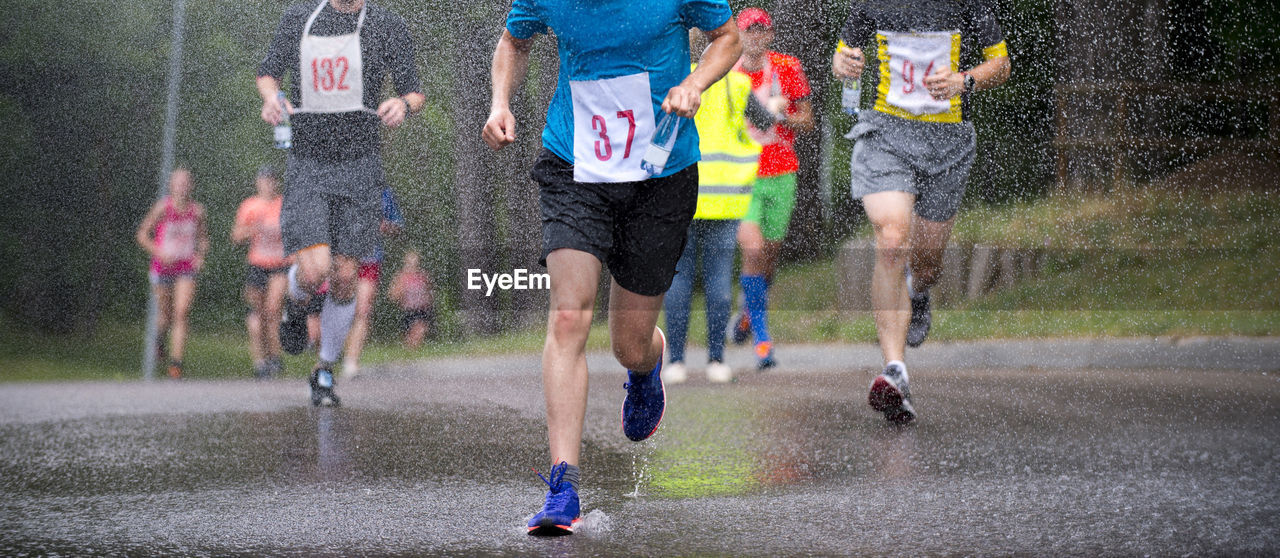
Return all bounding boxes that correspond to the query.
[886,360,908,379]
[318,294,356,363]
[287,264,309,302]
[906,271,927,300]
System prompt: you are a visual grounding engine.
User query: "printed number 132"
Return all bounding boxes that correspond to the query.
[591,110,637,161]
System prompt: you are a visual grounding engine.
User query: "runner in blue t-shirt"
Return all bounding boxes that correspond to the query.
[482,0,741,536]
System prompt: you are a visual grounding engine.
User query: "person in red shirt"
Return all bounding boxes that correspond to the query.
[730,7,814,369]
[232,166,288,379]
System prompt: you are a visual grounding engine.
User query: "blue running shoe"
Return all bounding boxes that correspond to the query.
[621,327,666,442]
[527,462,580,536]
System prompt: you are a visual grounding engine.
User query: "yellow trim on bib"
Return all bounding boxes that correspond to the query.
[872,32,964,124]
[983,41,1008,60]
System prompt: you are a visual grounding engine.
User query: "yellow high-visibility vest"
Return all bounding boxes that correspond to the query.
[694,66,761,220]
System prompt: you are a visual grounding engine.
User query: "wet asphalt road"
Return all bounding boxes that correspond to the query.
[2,341,1278,556]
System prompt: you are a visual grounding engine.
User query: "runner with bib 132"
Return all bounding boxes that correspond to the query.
[482,0,741,536]
[832,0,1010,424]
[256,0,424,407]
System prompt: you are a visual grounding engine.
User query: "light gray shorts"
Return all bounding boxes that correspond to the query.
[282,152,383,259]
[848,110,976,222]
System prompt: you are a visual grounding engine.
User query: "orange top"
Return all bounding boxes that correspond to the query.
[235,196,286,269]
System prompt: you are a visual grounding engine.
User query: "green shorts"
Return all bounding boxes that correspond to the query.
[743,173,797,241]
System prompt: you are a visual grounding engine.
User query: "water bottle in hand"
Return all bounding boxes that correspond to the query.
[641,111,681,176]
[273,91,292,150]
[841,78,861,117]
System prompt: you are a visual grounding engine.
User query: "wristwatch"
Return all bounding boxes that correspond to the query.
[962,72,976,94]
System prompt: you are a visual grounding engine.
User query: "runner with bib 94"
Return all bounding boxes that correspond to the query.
[832,0,1010,424]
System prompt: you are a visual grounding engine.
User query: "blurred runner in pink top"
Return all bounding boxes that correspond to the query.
[136,167,208,379]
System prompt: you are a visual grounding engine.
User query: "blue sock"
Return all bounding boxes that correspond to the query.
[741,274,770,344]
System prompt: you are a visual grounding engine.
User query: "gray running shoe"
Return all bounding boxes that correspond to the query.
[906,290,932,348]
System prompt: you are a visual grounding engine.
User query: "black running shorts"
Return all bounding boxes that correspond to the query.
[245,264,288,290]
[532,149,699,297]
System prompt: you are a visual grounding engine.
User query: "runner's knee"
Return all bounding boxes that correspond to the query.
[548,309,592,342]
[612,335,653,372]
[873,222,911,262]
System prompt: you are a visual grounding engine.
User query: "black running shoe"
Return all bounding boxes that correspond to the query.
[869,363,916,424]
[906,291,932,348]
[309,364,340,407]
[280,298,309,355]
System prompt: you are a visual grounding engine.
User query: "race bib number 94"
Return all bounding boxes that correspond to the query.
[570,73,656,183]
[882,30,958,116]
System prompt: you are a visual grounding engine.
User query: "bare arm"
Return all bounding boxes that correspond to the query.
[924,55,1010,101]
[388,274,405,304]
[784,98,815,134]
[376,92,426,129]
[231,205,254,245]
[193,204,210,271]
[662,18,741,118]
[136,202,165,256]
[256,75,293,126]
[482,30,535,151]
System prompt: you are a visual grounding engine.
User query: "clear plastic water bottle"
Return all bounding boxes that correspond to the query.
[641,112,681,176]
[841,77,861,117]
[273,91,292,149]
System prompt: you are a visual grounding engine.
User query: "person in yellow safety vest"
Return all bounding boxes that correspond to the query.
[662,51,775,385]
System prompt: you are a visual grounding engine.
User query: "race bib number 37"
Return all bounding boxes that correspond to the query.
[882,30,958,116]
[570,73,656,183]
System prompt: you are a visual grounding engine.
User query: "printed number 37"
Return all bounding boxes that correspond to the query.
[591,110,637,161]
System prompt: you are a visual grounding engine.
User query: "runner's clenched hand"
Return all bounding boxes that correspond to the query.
[261,95,293,126]
[378,97,409,128]
[482,107,517,150]
[832,46,864,79]
[661,84,702,118]
[924,67,963,100]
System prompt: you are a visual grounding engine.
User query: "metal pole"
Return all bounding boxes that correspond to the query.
[143,0,187,381]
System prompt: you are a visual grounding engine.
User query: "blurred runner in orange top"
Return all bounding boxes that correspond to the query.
[232,165,288,379]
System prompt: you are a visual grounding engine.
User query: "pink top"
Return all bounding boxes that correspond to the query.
[399,271,431,310]
[151,197,200,276]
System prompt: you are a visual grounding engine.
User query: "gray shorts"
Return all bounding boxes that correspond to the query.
[282,152,383,259]
[848,110,976,222]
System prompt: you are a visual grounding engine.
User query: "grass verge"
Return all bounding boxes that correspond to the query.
[3,184,1276,382]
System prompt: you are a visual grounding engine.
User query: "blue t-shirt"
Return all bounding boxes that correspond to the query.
[506,0,732,179]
